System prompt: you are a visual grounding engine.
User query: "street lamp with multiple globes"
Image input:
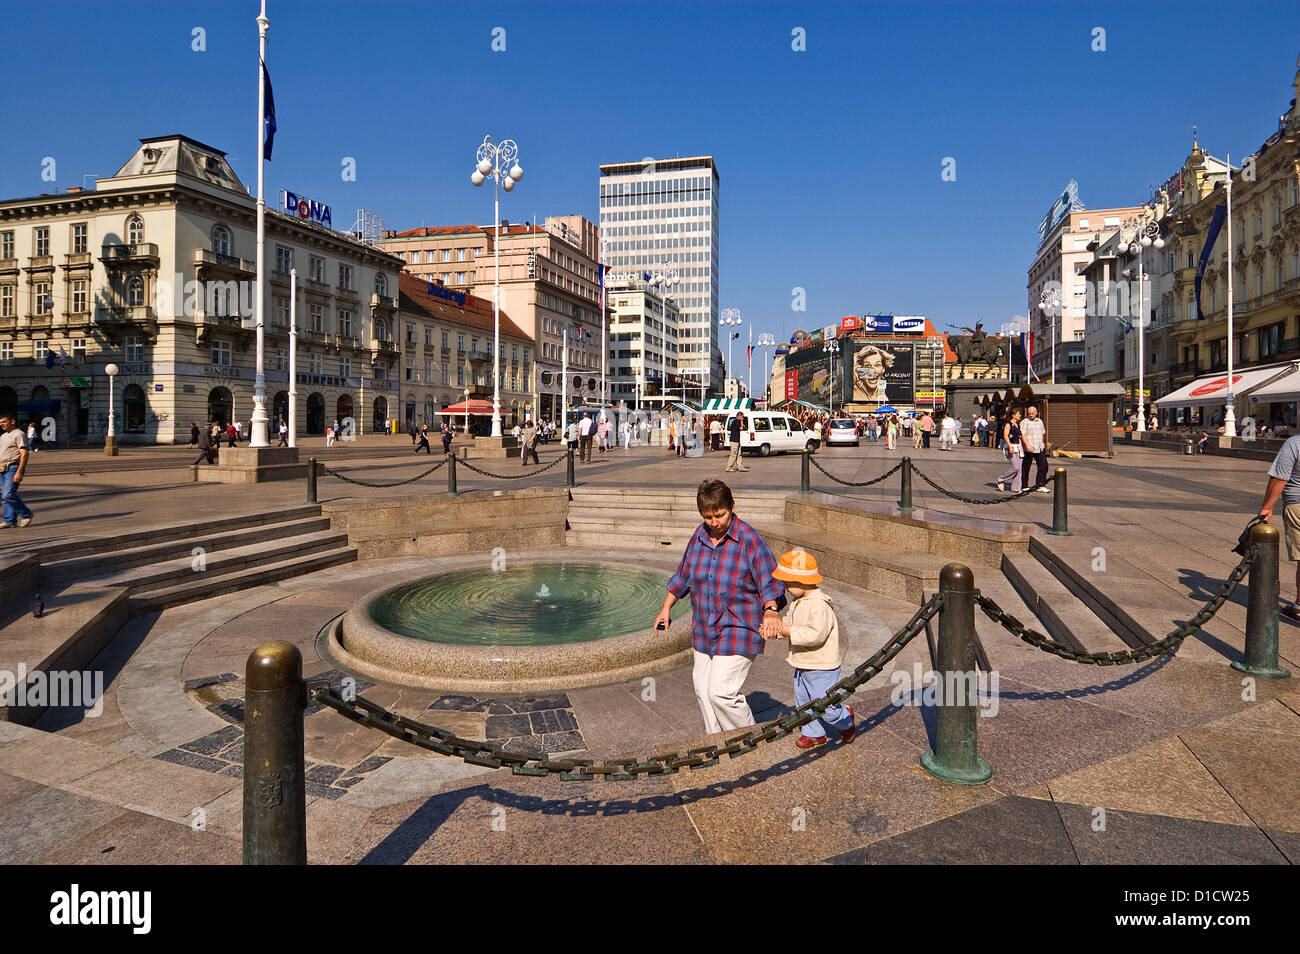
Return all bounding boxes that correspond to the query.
[1116,218,1164,433]
[721,307,742,393]
[1037,286,1061,385]
[756,332,777,403]
[471,134,523,438]
[645,262,678,412]
[822,339,840,415]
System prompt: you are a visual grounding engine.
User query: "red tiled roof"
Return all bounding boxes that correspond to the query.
[398,272,531,341]
[388,223,550,239]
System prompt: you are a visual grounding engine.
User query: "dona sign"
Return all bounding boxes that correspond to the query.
[282,190,332,228]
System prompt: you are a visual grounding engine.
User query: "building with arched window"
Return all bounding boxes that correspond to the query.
[0,134,402,443]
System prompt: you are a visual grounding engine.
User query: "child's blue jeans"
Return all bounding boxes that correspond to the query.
[793,666,854,738]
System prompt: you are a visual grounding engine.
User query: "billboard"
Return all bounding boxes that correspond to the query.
[783,345,839,407]
[847,339,915,405]
[892,316,926,334]
[862,315,893,333]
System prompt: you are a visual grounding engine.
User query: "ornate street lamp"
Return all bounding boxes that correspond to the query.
[471,134,523,438]
[1037,286,1061,385]
[721,307,742,393]
[1116,218,1165,432]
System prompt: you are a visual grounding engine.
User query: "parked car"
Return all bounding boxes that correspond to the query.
[826,418,860,447]
[725,412,819,456]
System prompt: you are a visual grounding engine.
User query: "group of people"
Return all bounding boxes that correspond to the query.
[190,420,249,465]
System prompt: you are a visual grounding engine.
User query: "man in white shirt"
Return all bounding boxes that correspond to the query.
[1019,405,1050,491]
[577,412,594,462]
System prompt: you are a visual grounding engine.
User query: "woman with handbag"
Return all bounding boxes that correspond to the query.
[996,409,1024,493]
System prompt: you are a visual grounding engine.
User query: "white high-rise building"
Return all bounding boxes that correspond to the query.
[598,156,719,393]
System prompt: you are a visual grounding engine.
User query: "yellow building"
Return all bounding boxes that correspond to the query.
[1165,56,1300,427]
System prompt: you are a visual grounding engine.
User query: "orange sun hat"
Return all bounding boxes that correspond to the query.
[772,548,822,584]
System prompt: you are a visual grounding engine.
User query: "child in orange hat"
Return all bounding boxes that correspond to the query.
[765,548,855,748]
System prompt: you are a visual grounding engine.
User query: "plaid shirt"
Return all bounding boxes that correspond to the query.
[667,515,784,657]
[1020,417,1046,453]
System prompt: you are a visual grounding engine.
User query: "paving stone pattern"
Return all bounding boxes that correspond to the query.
[431,693,586,755]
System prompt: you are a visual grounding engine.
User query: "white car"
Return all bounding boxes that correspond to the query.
[826,418,859,447]
[726,412,819,456]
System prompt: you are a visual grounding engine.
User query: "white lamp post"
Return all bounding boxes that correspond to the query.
[249,0,271,448]
[756,332,776,404]
[1037,286,1061,385]
[104,363,119,456]
[721,307,741,393]
[471,134,522,439]
[1117,218,1165,433]
[646,262,678,412]
[823,339,840,415]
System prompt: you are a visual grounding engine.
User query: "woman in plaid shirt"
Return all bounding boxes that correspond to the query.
[655,480,785,733]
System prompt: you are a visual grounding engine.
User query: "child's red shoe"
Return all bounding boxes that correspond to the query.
[840,707,856,744]
[795,734,827,749]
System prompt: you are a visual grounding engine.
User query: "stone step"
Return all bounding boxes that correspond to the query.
[88,530,351,593]
[127,545,358,615]
[566,508,785,526]
[18,505,323,563]
[41,516,334,583]
[1001,553,1134,654]
[566,527,698,551]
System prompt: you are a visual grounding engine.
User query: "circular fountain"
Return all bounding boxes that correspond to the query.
[328,562,693,693]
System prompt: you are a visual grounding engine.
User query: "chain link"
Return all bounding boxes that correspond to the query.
[910,462,1053,505]
[973,548,1254,664]
[311,592,944,779]
[807,457,904,487]
[319,456,448,488]
[458,453,568,479]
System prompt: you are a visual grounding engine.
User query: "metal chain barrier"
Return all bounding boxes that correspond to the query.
[459,453,567,480]
[311,592,944,779]
[910,462,1053,505]
[973,548,1254,665]
[808,457,904,488]
[319,456,448,488]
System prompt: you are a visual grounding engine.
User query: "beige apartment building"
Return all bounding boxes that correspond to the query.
[605,278,680,408]
[395,272,533,429]
[0,134,404,443]
[378,215,605,422]
[1028,184,1146,384]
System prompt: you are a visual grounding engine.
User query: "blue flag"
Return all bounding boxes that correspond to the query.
[44,349,55,370]
[262,61,277,161]
[1195,204,1226,320]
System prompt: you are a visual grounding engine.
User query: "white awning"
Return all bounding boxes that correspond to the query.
[1247,363,1300,404]
[1153,366,1295,408]
[703,397,752,412]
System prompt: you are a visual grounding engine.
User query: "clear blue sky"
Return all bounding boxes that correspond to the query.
[2,0,1296,344]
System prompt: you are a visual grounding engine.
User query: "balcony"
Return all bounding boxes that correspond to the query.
[26,255,54,272]
[96,304,158,343]
[0,258,17,276]
[369,293,398,313]
[422,342,436,356]
[403,339,417,353]
[370,337,397,356]
[195,312,249,347]
[468,349,491,365]
[23,313,53,335]
[63,252,93,270]
[336,286,359,303]
[193,248,255,276]
[101,243,160,266]
[1167,361,1199,377]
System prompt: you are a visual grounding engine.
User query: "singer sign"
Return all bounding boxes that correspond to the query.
[282,190,333,228]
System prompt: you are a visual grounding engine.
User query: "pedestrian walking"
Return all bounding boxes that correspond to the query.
[725,413,750,473]
[920,412,934,449]
[621,418,633,449]
[277,419,289,446]
[0,413,34,528]
[996,409,1024,492]
[441,421,453,455]
[710,416,722,451]
[1257,433,1300,620]
[25,421,38,454]
[194,422,214,466]
[1019,405,1050,491]
[521,421,539,466]
[189,422,199,448]
[762,549,855,748]
[578,412,595,463]
[414,424,431,454]
[939,414,956,450]
[886,415,898,451]
[654,480,784,734]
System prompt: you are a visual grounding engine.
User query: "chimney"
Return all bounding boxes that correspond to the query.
[66,186,83,193]
[500,219,510,229]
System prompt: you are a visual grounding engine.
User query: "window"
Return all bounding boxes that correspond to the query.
[456,272,467,285]
[338,310,352,338]
[275,348,287,371]
[441,361,449,384]
[276,246,293,273]
[35,227,49,257]
[127,275,144,307]
[0,231,12,259]
[0,342,11,360]
[126,216,144,245]
[125,336,143,362]
[309,255,324,283]
[34,282,51,314]
[441,249,452,262]
[339,357,351,378]
[374,274,388,297]
[212,225,231,256]
[71,279,87,313]
[309,303,324,333]
[339,264,353,290]
[72,223,88,254]
[457,248,466,261]
[457,334,465,352]
[274,296,289,327]
[211,341,232,366]
[426,250,436,264]
[457,365,465,386]
[0,285,13,317]
[441,330,449,348]
[34,340,49,361]
[425,360,432,381]
[406,323,415,343]
[72,337,86,361]
[405,358,414,381]
[310,352,323,375]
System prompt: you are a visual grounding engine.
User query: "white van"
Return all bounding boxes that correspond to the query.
[725,412,819,456]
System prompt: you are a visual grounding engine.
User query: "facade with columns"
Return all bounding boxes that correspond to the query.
[0,134,403,443]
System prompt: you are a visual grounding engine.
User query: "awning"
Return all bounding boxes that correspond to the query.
[1247,363,1300,404]
[668,402,697,414]
[777,398,829,415]
[1153,366,1294,408]
[437,399,495,415]
[703,397,752,412]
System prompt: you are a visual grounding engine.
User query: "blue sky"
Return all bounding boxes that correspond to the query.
[2,0,1297,345]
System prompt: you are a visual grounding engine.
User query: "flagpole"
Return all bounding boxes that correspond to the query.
[250,0,270,447]
[1223,154,1237,438]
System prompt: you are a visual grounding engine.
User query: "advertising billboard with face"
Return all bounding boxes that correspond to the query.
[848,340,915,406]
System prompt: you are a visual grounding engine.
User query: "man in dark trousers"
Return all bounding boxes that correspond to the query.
[725,413,750,473]
[194,423,214,465]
